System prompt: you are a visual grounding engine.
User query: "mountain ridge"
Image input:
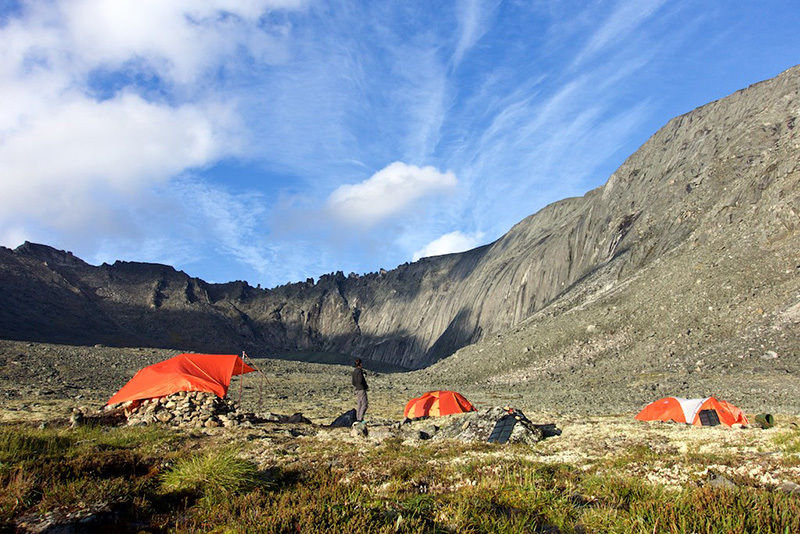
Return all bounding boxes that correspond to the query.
[1,65,798,373]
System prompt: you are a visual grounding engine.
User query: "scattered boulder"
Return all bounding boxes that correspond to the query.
[15,502,117,533]
[777,481,800,494]
[261,412,312,424]
[69,408,84,428]
[706,470,737,490]
[351,422,369,438]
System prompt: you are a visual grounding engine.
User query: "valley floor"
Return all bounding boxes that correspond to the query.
[2,339,800,532]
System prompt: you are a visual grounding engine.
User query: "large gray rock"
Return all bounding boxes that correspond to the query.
[424,407,553,445]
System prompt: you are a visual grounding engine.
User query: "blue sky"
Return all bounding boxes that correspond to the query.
[1,1,799,288]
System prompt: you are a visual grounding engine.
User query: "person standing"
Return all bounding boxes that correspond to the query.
[352,358,368,422]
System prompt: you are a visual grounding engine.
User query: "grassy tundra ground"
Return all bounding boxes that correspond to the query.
[2,413,799,532]
[1,340,799,532]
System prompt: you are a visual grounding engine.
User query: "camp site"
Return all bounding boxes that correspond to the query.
[2,5,800,531]
[1,342,798,533]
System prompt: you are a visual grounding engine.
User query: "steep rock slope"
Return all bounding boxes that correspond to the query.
[420,69,800,412]
[1,65,798,370]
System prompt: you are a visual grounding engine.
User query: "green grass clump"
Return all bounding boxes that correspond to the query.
[772,428,800,455]
[0,424,174,466]
[160,447,262,498]
[0,425,74,464]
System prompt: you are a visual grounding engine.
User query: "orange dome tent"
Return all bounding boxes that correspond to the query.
[635,396,748,427]
[107,353,255,405]
[404,390,476,419]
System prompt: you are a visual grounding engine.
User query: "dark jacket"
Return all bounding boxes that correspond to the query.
[352,367,368,391]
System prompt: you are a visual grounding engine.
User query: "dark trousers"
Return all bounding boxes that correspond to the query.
[355,389,368,421]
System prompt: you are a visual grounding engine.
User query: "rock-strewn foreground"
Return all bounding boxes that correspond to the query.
[0,333,797,423]
[2,339,800,507]
[1,67,799,417]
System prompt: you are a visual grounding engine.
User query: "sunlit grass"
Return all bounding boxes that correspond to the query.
[0,423,175,465]
[772,428,800,455]
[2,421,800,533]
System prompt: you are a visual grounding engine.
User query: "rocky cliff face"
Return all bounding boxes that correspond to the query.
[1,66,798,370]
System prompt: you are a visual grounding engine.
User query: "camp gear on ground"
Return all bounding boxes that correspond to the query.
[754,413,775,428]
[487,407,562,444]
[635,396,748,427]
[488,407,526,444]
[330,409,358,428]
[107,353,255,405]
[403,390,476,419]
[488,414,519,443]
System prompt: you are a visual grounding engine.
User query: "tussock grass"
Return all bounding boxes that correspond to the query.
[0,425,74,464]
[0,423,177,527]
[631,486,800,534]
[160,447,263,498]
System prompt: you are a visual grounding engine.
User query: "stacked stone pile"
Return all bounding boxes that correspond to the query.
[110,391,257,429]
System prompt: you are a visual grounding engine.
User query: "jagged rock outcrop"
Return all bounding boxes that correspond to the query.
[1,65,798,370]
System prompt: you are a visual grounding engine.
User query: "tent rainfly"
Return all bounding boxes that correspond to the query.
[635,396,749,427]
[107,353,255,405]
[404,390,476,419]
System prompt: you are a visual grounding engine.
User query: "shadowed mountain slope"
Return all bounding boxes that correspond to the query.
[1,65,798,373]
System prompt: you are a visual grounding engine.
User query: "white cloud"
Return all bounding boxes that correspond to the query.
[0,91,238,236]
[53,0,302,84]
[412,230,485,261]
[0,0,293,252]
[326,162,458,227]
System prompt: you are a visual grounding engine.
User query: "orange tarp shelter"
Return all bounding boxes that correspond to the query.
[107,353,255,405]
[635,396,748,427]
[404,390,476,419]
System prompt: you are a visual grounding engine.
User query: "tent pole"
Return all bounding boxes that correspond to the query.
[239,351,245,406]
[241,351,270,414]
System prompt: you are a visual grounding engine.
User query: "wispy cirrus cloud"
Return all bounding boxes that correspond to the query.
[570,0,668,70]
[451,0,497,68]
